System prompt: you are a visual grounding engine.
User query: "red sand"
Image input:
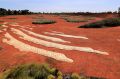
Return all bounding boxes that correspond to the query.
[0,15,120,79]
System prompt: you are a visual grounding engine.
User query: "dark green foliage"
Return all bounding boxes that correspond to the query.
[80,18,120,28]
[0,8,32,16]
[32,19,56,24]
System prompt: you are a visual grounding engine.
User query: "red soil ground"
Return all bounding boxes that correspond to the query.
[0,15,120,79]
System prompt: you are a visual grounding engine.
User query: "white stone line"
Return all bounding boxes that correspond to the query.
[2,33,73,63]
[44,32,88,39]
[21,28,69,43]
[0,30,3,33]
[2,25,8,28]
[52,31,64,34]
[11,28,109,55]
[10,24,20,26]
[3,22,8,25]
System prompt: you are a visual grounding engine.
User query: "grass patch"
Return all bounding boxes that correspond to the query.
[1,63,106,79]
[79,17,120,28]
[62,16,94,23]
[32,19,56,24]
[64,18,88,23]
[2,63,58,79]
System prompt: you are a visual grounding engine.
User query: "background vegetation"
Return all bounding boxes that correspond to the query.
[79,17,120,28]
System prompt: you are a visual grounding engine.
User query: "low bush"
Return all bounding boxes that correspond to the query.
[71,73,80,79]
[32,19,56,24]
[80,18,120,28]
[65,18,88,23]
[3,63,58,79]
[1,63,106,79]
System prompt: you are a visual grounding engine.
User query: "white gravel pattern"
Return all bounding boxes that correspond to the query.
[2,33,73,63]
[11,28,109,55]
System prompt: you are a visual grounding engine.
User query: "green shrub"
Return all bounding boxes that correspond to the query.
[64,18,88,23]
[1,63,106,79]
[57,75,63,79]
[80,17,120,28]
[57,71,62,76]
[32,19,56,24]
[4,63,58,79]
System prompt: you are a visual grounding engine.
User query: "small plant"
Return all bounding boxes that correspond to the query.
[47,75,55,79]
[71,73,80,79]
[80,17,120,28]
[32,19,56,24]
[0,24,3,30]
[1,63,106,79]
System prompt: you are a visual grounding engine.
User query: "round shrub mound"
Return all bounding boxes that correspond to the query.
[80,17,120,28]
[32,19,56,24]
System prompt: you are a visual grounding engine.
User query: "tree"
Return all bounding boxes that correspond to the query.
[118,7,120,17]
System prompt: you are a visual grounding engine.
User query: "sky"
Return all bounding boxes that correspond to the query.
[0,0,120,12]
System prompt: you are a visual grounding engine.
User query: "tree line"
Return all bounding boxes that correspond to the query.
[0,8,33,16]
[0,7,120,16]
